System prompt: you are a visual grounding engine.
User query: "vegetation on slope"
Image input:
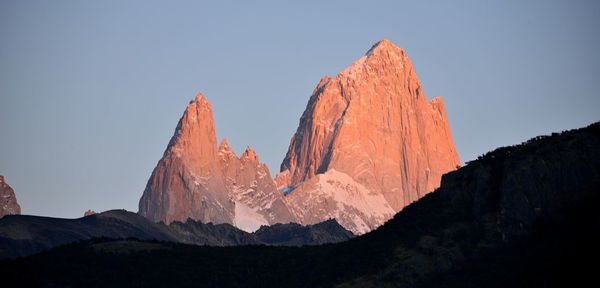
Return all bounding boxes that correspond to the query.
[1,122,598,287]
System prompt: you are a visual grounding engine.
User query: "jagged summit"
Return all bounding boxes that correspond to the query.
[333,39,409,81]
[218,139,235,155]
[191,92,209,104]
[219,138,229,148]
[241,146,259,162]
[365,39,401,56]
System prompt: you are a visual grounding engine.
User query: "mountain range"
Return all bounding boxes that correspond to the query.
[139,39,460,234]
[2,39,596,287]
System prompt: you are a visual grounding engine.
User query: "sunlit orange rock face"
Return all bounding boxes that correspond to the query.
[0,175,21,218]
[139,94,294,231]
[276,40,460,233]
[139,40,460,235]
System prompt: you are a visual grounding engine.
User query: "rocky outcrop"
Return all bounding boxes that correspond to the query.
[219,140,295,231]
[0,175,21,218]
[254,218,355,246]
[138,94,294,231]
[84,210,96,216]
[277,40,460,233]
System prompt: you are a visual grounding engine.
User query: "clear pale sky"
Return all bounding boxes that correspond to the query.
[1,0,599,218]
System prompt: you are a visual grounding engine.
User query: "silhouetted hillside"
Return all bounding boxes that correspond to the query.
[1,122,598,287]
[0,210,354,259]
[254,219,355,246]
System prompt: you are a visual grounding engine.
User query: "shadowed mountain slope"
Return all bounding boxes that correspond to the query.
[0,210,353,259]
[1,122,598,287]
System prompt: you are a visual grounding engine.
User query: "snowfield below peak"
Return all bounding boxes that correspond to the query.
[285,169,395,235]
[234,201,269,232]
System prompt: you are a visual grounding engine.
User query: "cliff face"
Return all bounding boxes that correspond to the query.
[139,94,234,225]
[0,176,21,218]
[276,40,460,233]
[138,94,294,231]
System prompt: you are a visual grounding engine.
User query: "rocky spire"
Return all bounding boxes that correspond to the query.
[241,146,259,163]
[218,138,231,151]
[139,93,233,225]
[167,93,219,171]
[218,138,236,159]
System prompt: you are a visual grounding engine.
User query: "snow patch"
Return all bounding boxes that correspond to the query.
[316,169,394,219]
[233,201,268,232]
[286,169,395,234]
[257,170,267,179]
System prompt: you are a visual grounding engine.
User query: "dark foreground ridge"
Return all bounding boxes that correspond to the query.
[1,122,599,287]
[0,210,354,259]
